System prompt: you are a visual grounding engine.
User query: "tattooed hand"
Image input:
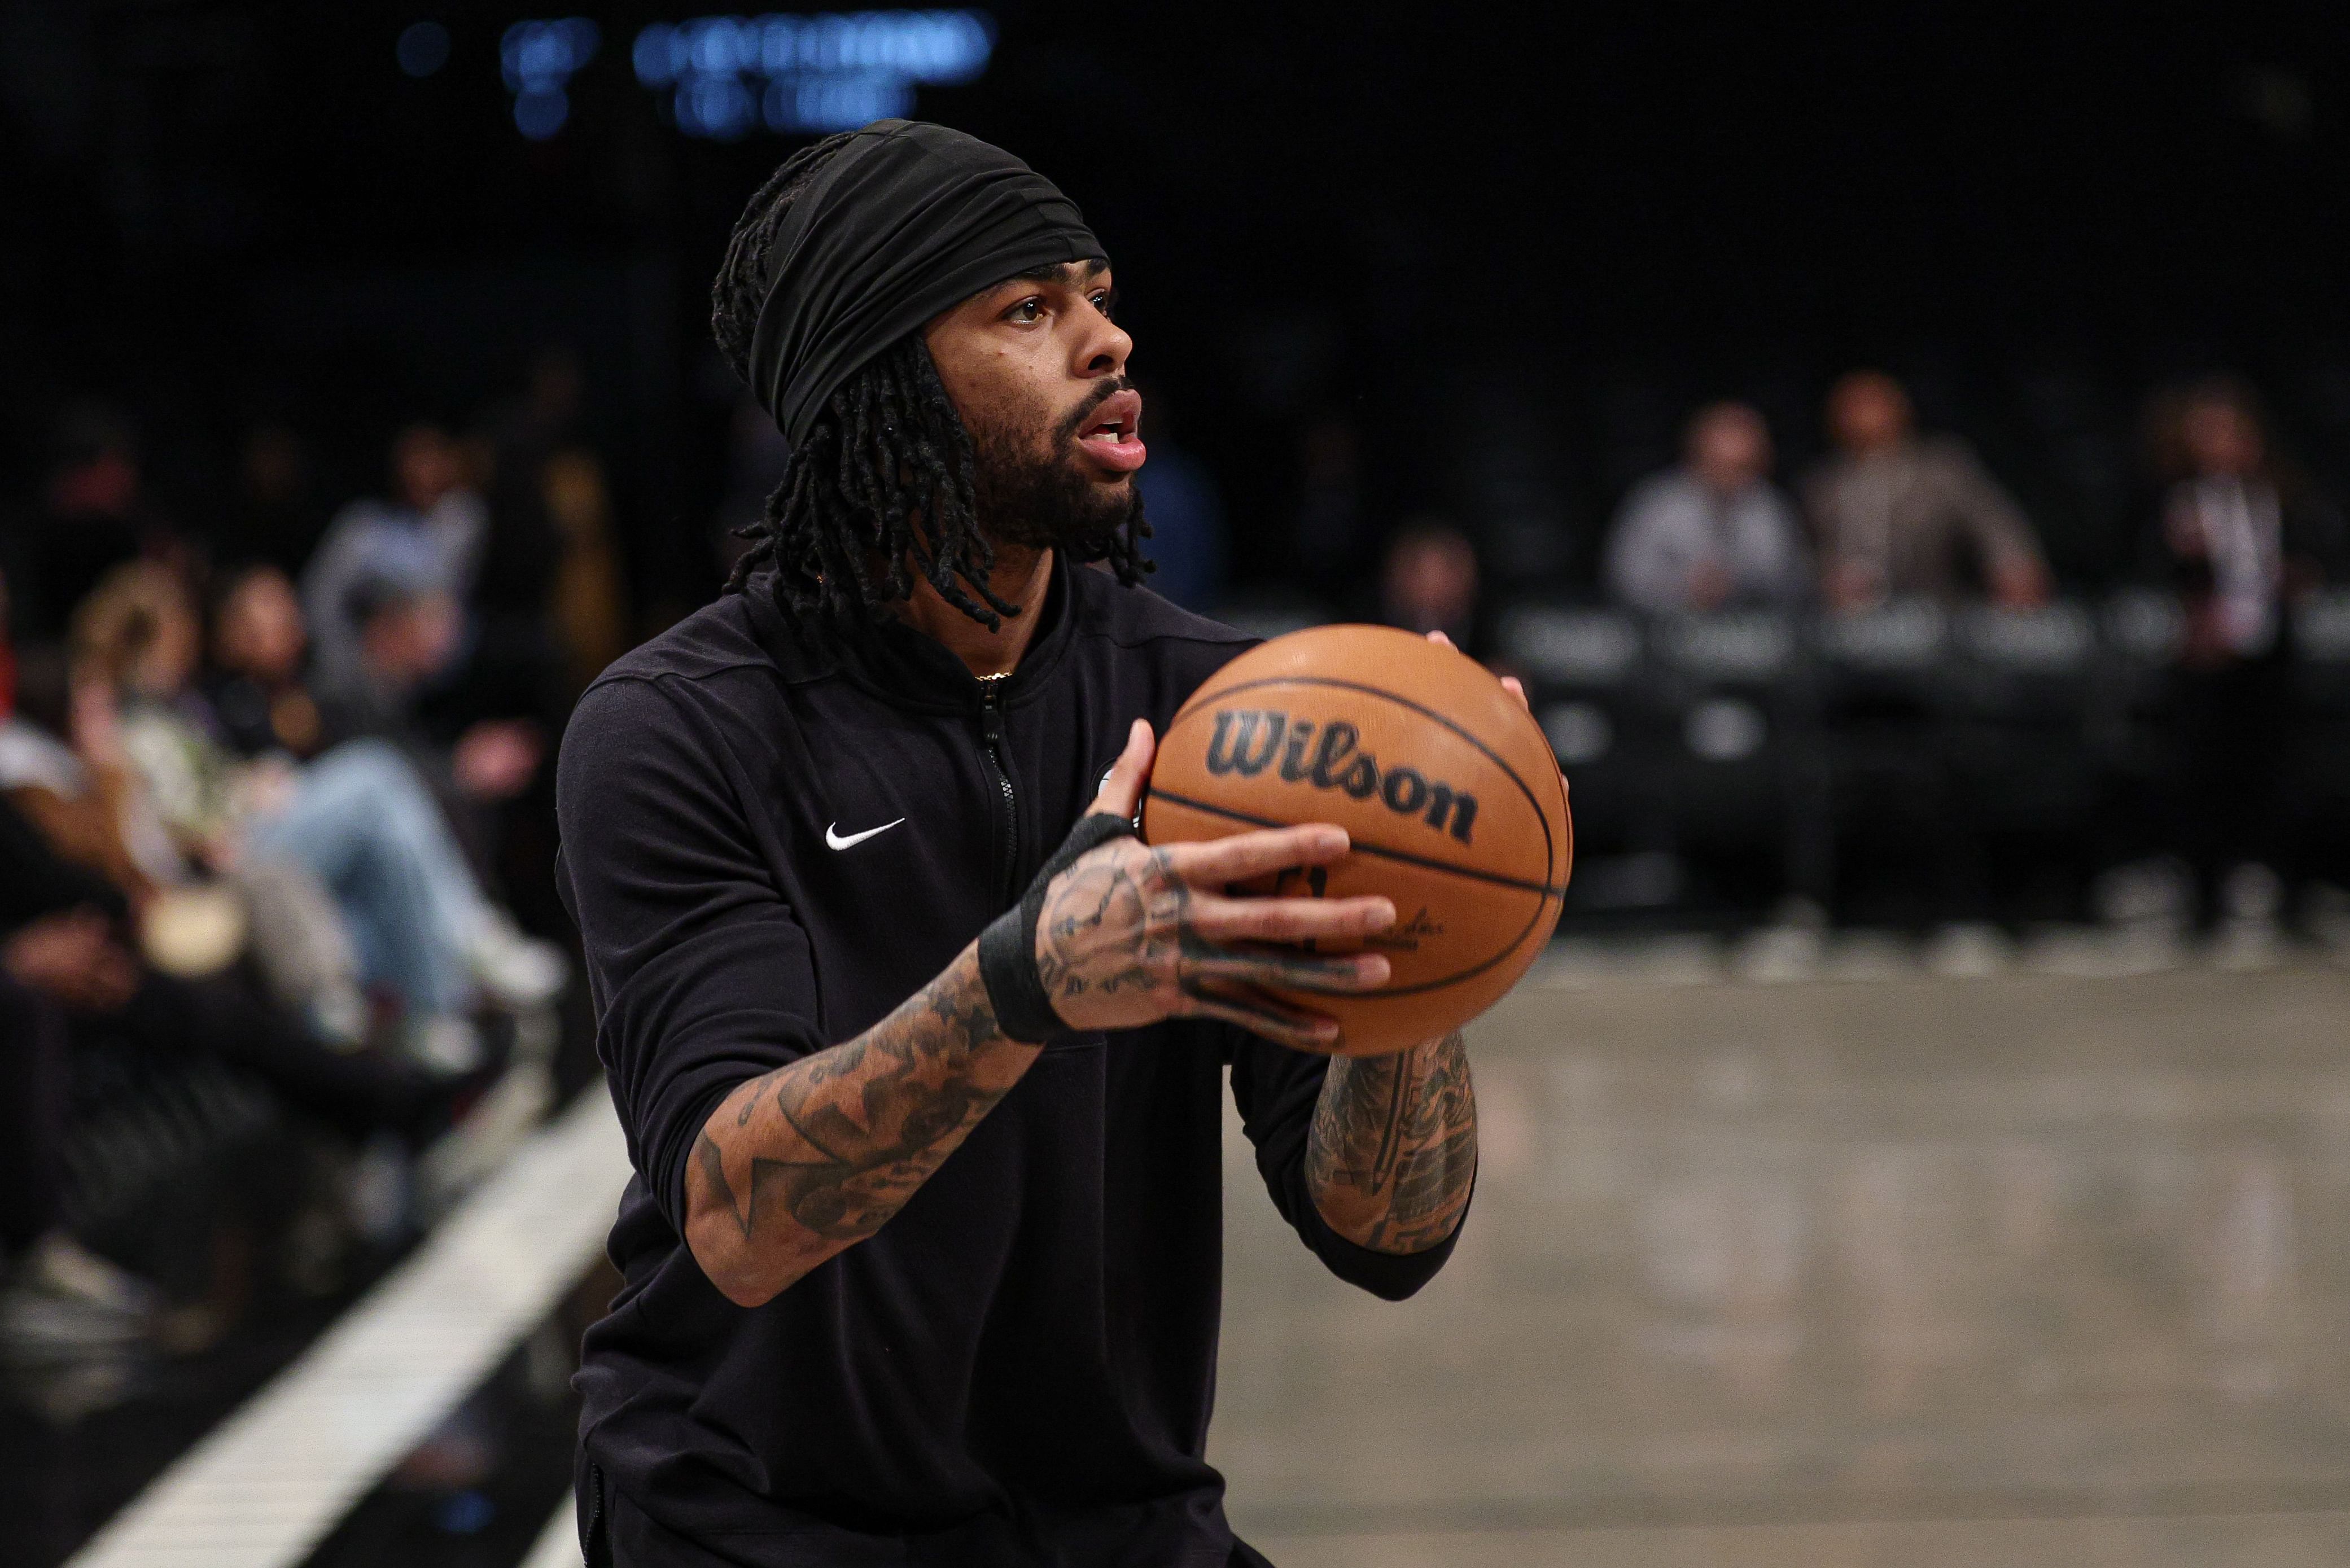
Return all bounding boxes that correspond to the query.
[1032,719,1398,1053]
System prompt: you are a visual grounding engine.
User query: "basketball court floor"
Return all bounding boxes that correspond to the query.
[32,941,2350,1568]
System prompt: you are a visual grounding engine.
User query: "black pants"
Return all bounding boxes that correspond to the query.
[577,1460,1278,1567]
[0,973,71,1255]
[81,972,442,1142]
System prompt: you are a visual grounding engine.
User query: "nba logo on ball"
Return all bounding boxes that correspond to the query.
[1144,625,1571,1055]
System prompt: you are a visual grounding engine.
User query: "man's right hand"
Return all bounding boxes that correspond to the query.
[1031,719,1395,1052]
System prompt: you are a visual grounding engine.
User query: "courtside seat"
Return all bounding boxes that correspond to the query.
[1945,602,2100,910]
[2089,588,2186,866]
[1647,611,1809,909]
[1494,601,1664,871]
[1813,599,1949,719]
[2289,592,2350,878]
[1806,601,1966,920]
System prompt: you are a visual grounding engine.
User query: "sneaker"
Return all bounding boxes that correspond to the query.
[0,1233,161,1360]
[466,914,567,1012]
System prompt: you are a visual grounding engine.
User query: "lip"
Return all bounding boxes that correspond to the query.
[1074,388,1147,475]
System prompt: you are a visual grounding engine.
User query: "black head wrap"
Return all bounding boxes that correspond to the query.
[746,119,1103,448]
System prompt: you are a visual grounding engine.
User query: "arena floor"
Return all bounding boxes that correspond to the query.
[41,945,2350,1568]
[1222,961,2350,1568]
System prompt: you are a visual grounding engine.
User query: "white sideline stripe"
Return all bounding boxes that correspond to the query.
[67,1088,629,1568]
[523,1493,584,1568]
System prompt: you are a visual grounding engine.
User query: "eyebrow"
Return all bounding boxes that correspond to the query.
[1006,259,1110,287]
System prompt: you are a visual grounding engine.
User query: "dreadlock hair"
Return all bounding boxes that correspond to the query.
[712,133,1149,633]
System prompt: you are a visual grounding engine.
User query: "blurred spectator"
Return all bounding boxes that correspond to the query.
[1130,386,1229,612]
[0,787,470,1225]
[1605,401,1810,615]
[0,954,164,1355]
[225,422,327,577]
[1805,370,2050,610]
[2,403,177,643]
[3,642,179,910]
[1380,520,1482,654]
[204,565,325,760]
[544,449,630,695]
[2142,376,2338,928]
[0,564,165,1355]
[73,563,563,1070]
[319,566,546,813]
[2146,376,2335,663]
[301,424,485,692]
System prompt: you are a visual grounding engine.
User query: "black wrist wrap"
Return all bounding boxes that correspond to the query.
[978,812,1138,1044]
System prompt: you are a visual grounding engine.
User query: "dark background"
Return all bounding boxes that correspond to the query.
[3,0,2345,617]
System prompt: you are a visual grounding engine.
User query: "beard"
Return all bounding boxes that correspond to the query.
[966,381,1146,562]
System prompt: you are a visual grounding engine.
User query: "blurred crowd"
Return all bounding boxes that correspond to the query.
[6,349,2344,1374]
[1344,370,2350,939]
[0,358,629,1369]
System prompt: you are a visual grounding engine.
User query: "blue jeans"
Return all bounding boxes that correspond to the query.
[247,739,485,1017]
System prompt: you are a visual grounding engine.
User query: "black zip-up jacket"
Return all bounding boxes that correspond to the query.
[554,560,1460,1567]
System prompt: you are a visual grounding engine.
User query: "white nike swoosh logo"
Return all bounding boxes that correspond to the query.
[825,818,905,851]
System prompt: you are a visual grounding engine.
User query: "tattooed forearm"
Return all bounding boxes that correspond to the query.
[684,943,1038,1306]
[1305,1030,1477,1254]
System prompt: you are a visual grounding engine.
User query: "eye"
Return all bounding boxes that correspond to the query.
[1004,297,1044,324]
[1091,289,1117,319]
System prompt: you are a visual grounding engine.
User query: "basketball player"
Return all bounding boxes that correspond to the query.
[557,120,1481,1566]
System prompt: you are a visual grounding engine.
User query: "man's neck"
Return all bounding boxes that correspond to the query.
[896,544,1055,680]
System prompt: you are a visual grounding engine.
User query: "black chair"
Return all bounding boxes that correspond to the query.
[1945,602,2099,916]
[1807,602,1967,923]
[1493,602,1673,901]
[2289,592,2350,882]
[2089,588,2186,873]
[1647,611,1808,913]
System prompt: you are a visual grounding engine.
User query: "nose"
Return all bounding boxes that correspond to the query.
[1076,310,1132,381]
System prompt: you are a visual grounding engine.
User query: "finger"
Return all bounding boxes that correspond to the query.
[1501,674,1530,712]
[1178,979,1342,1050]
[1187,944,1391,994]
[1090,719,1155,820]
[1189,888,1395,943]
[1426,629,1455,649]
[1170,824,1351,884]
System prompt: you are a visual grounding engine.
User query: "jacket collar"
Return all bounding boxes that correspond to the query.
[744,553,1078,715]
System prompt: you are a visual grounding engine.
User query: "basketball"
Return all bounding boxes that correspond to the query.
[1143,624,1573,1055]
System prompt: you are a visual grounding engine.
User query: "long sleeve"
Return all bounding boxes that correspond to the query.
[1744,486,1815,605]
[556,675,831,1233]
[1226,1029,1463,1301]
[1940,443,2045,573]
[1605,475,1701,615]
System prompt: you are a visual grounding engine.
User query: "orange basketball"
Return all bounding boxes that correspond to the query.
[1143,624,1572,1055]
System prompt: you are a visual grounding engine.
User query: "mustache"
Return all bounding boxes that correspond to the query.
[1052,378,1134,447]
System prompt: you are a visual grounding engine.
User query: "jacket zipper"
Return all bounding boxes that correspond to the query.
[584,1462,607,1564]
[977,679,1019,905]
